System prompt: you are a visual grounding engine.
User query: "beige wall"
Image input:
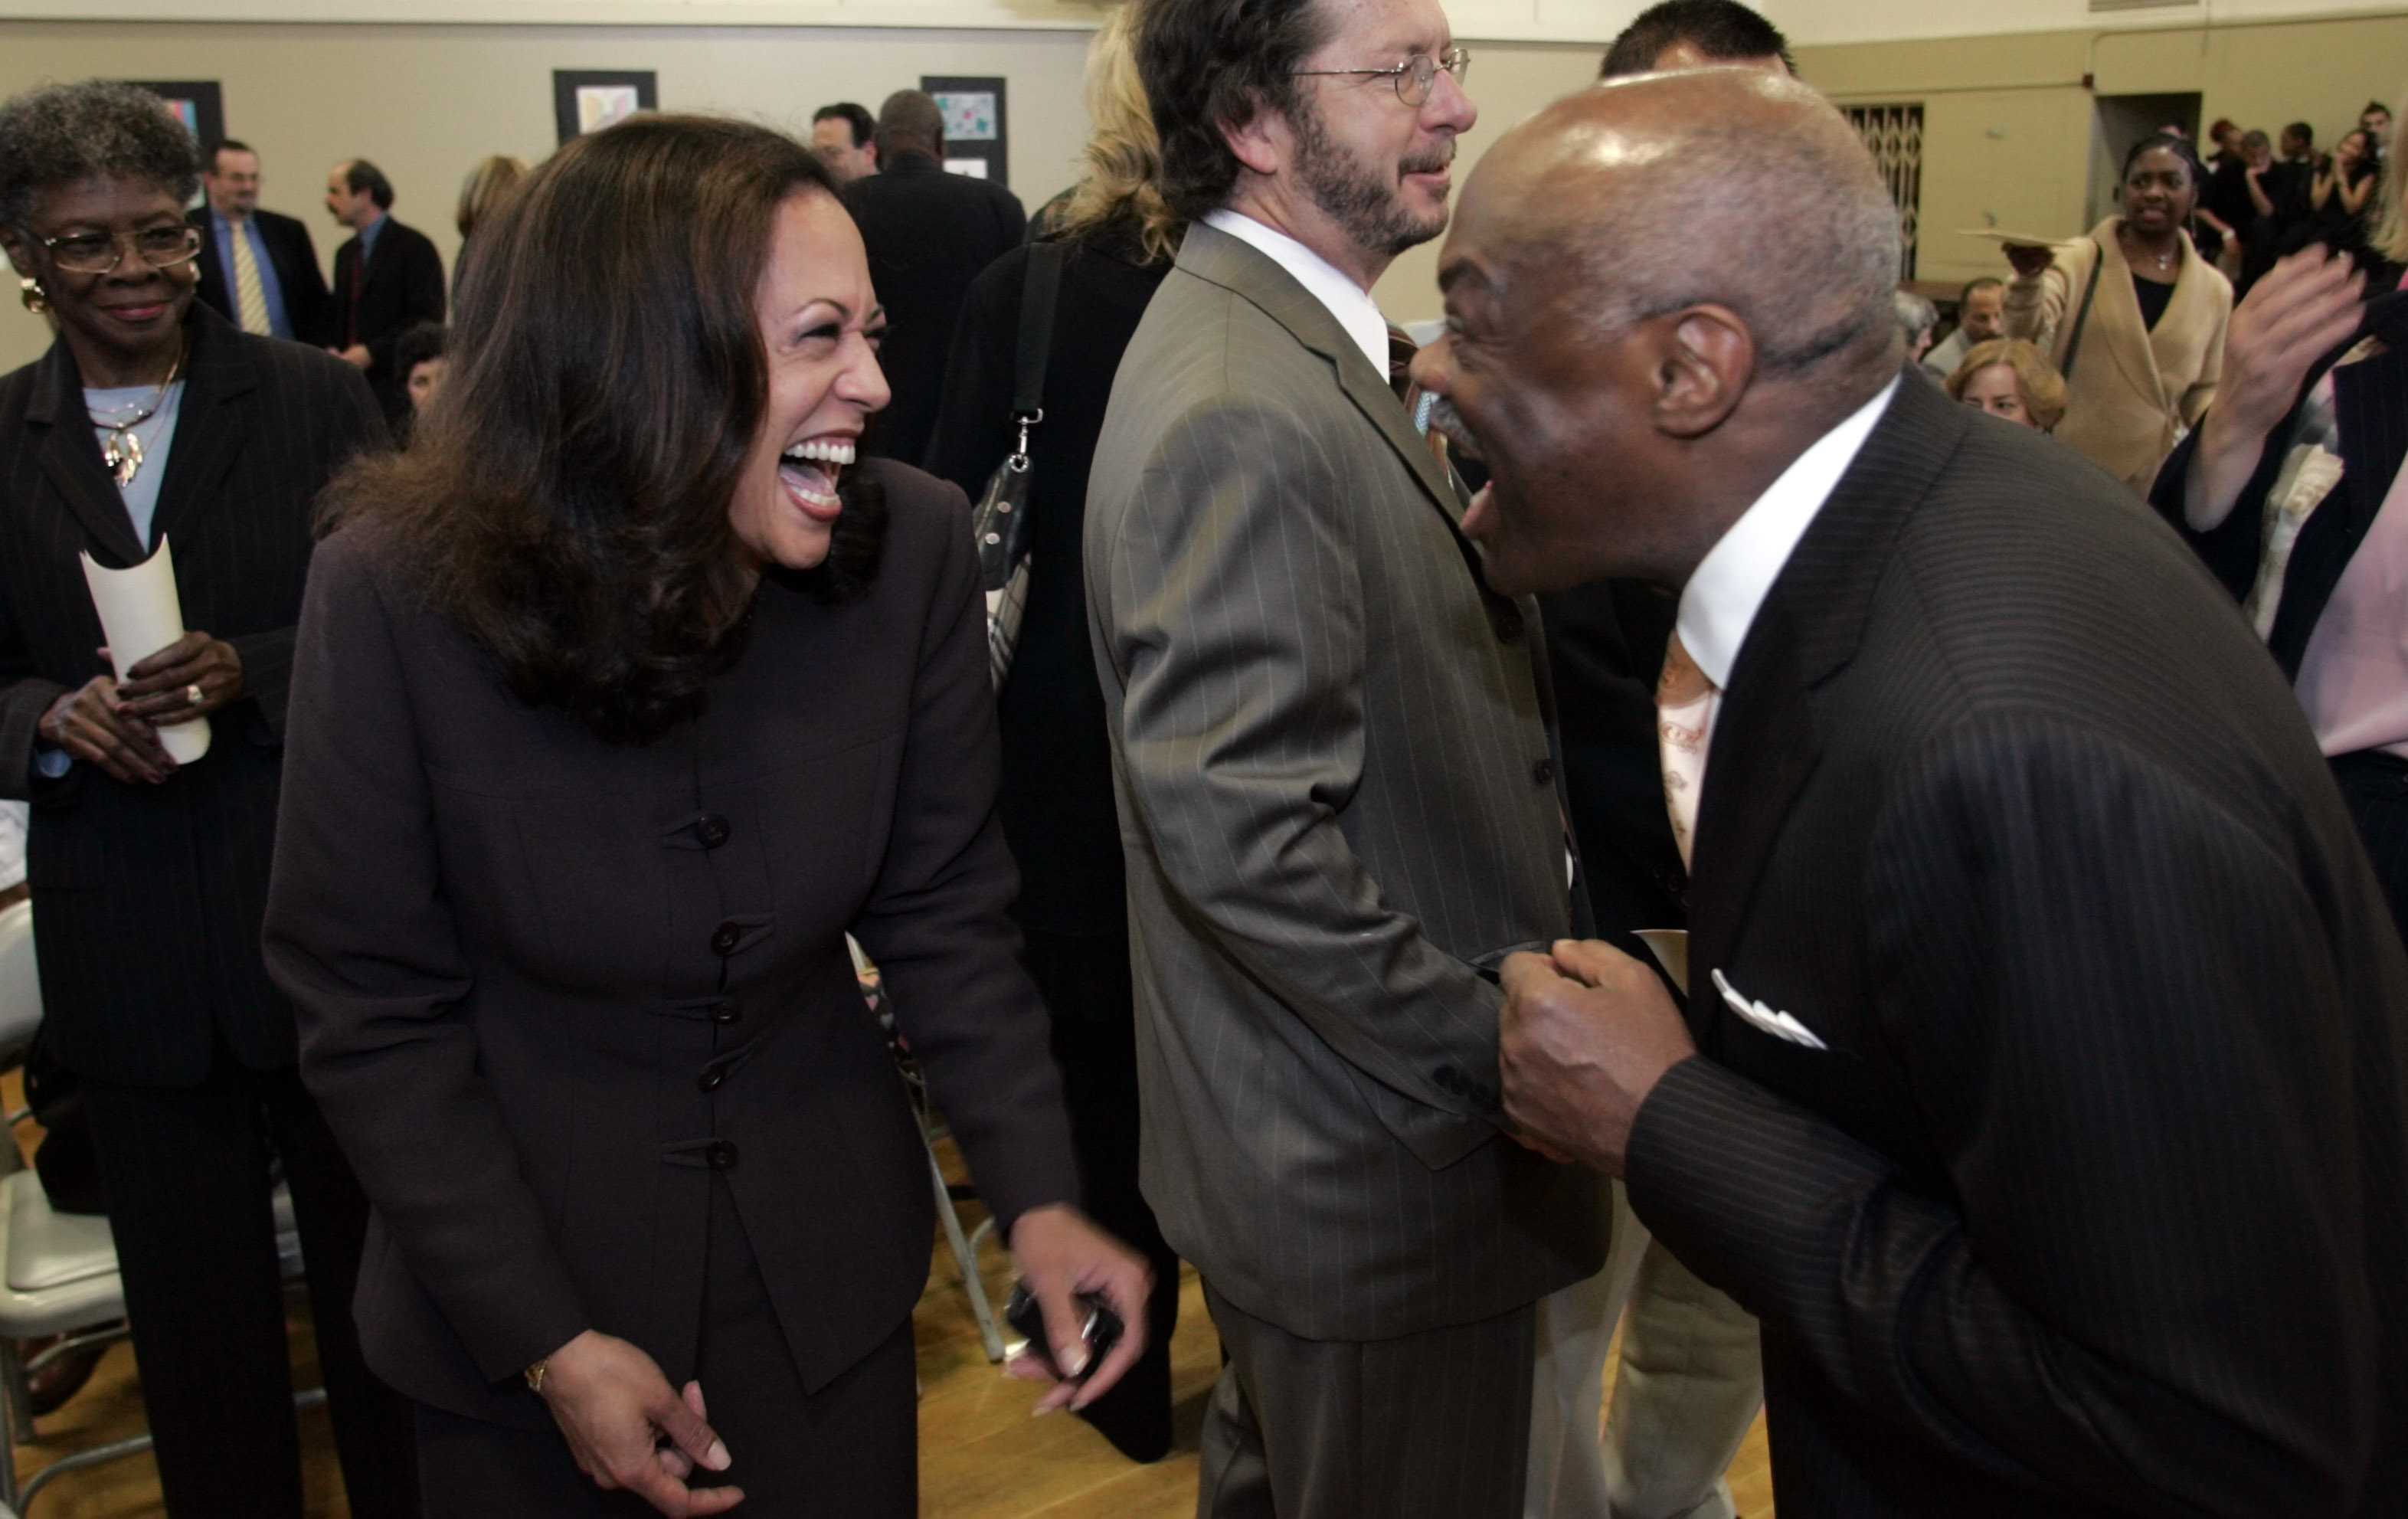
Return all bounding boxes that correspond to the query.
[1805,13,2408,290]
[0,19,1098,372]
[4,10,2404,365]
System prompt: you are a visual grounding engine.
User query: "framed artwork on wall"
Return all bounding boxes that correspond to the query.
[921,75,1007,187]
[128,80,225,152]
[553,70,657,146]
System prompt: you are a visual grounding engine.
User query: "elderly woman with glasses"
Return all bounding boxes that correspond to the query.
[0,80,414,1519]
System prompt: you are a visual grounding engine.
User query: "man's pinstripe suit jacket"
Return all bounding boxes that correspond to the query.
[1084,218,1606,1344]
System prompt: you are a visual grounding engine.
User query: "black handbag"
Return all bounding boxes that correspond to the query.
[971,241,1068,690]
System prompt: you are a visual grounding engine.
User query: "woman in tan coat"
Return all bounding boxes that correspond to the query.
[2004,133,2233,494]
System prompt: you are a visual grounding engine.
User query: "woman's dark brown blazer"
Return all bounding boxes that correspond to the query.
[263,461,1079,1429]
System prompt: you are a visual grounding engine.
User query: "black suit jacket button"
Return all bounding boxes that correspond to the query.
[1532,756,1556,786]
[696,814,731,849]
[705,1140,738,1170]
[711,1000,742,1026]
[699,1062,728,1094]
[710,922,741,955]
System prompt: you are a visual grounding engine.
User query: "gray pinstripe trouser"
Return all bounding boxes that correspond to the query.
[1199,1280,1536,1519]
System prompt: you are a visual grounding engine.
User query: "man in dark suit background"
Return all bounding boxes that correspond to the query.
[1523,8,1793,1516]
[189,139,331,345]
[325,158,444,424]
[1418,70,2408,1516]
[847,89,1024,467]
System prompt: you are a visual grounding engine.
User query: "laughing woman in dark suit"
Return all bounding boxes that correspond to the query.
[0,80,415,1519]
[263,116,1148,1517]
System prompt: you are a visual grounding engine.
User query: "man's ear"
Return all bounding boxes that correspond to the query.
[1222,98,1292,179]
[1653,306,1752,440]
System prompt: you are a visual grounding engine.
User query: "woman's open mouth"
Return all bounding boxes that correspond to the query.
[778,437,854,522]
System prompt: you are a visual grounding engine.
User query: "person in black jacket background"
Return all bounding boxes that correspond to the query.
[325,157,445,424]
[850,90,1025,467]
[922,7,1183,1462]
[2153,246,2408,941]
[188,139,331,345]
[0,80,414,1519]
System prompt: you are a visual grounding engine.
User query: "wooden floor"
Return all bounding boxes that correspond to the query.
[7,1111,1772,1517]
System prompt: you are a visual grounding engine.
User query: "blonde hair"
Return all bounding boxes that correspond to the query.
[2375,84,2408,264]
[456,154,528,240]
[1946,338,2068,431]
[1053,3,1182,264]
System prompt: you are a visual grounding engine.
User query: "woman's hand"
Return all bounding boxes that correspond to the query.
[40,676,175,784]
[113,630,244,725]
[535,1330,741,1517]
[2184,248,2364,532]
[2003,241,2055,280]
[1004,1203,1153,1413]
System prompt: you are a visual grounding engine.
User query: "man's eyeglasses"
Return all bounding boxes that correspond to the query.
[42,225,203,277]
[1293,47,1471,107]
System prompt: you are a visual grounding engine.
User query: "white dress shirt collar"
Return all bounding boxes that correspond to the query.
[1677,377,1901,691]
[1202,208,1392,377]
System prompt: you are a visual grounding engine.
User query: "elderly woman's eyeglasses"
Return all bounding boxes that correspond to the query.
[42,225,204,277]
[1292,47,1471,106]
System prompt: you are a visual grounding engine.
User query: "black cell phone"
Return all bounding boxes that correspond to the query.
[1003,1281,1123,1383]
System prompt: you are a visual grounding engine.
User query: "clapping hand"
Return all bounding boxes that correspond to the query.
[2185,247,2364,531]
[1497,940,1696,1177]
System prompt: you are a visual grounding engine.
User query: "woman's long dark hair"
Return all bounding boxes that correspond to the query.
[324,114,885,744]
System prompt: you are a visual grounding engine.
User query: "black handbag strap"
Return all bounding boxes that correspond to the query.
[1012,241,1069,421]
[2059,237,2105,383]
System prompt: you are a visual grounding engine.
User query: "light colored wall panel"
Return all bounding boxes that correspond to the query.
[5,9,2404,370]
[0,20,1094,372]
[0,0,2401,45]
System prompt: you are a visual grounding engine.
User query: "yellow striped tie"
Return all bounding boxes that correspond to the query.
[229,221,273,335]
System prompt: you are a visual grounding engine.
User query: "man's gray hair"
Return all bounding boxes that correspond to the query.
[1892,290,1937,346]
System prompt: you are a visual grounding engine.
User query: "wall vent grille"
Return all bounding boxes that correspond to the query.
[1845,103,1924,280]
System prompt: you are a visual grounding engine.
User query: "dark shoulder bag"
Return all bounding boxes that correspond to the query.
[970,241,1068,690]
[2057,237,2106,382]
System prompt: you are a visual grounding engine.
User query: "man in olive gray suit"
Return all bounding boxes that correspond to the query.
[1085,2,1605,1514]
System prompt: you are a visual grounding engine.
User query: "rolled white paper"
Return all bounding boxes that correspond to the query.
[79,539,210,764]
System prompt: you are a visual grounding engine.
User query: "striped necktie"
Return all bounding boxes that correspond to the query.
[1657,632,1718,869]
[228,220,273,335]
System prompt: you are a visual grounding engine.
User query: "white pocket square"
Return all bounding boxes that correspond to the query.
[1709,969,1827,1050]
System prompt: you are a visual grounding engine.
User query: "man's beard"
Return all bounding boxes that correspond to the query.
[1290,100,1452,261]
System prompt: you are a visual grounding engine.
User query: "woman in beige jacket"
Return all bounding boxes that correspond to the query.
[2004,133,2234,495]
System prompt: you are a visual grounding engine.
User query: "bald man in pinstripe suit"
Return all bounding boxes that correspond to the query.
[1084,2,1604,1514]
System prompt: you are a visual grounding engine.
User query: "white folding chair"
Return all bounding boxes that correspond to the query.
[0,899,313,1514]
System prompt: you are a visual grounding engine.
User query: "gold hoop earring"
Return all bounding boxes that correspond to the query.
[18,277,45,314]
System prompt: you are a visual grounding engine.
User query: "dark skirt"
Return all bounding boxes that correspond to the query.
[2331,748,2408,950]
[413,1180,916,1517]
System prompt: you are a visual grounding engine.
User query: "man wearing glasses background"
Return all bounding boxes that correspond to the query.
[1087,2,1604,1515]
